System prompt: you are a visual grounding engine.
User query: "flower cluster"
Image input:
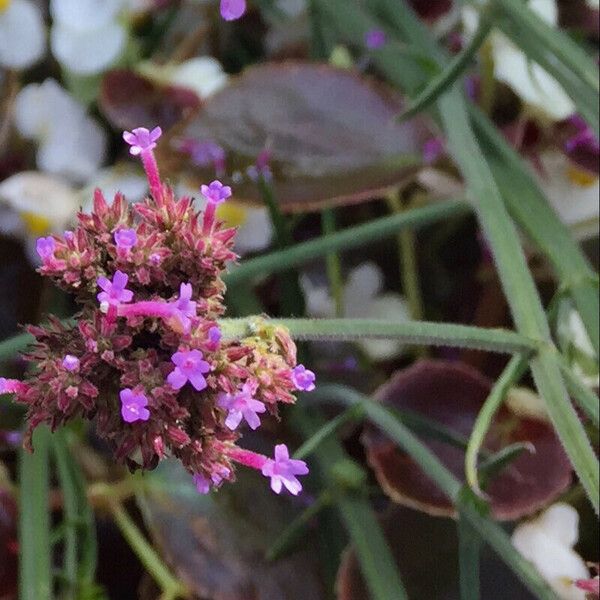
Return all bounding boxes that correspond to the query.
[1,127,313,496]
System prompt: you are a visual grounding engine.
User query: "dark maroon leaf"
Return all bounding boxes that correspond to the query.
[139,459,325,600]
[99,70,201,132]
[409,0,454,22]
[169,62,430,212]
[362,360,572,520]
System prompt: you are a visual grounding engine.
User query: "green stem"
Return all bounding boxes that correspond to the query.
[19,427,52,600]
[558,358,600,427]
[458,514,481,600]
[321,208,345,317]
[465,355,528,495]
[224,200,470,286]
[110,500,187,599]
[218,317,538,354]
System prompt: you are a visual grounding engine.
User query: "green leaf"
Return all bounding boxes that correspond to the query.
[224,199,469,286]
[398,16,494,122]
[458,513,482,600]
[219,317,538,354]
[558,358,600,427]
[293,409,408,600]
[492,0,599,134]
[52,430,99,595]
[465,355,528,495]
[312,383,560,600]
[19,426,52,600]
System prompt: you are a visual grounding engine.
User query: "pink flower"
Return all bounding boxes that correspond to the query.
[119,389,150,423]
[36,236,56,261]
[365,28,387,49]
[291,365,316,392]
[575,577,599,597]
[97,271,134,307]
[167,350,210,391]
[220,0,246,21]
[200,180,232,205]
[114,228,138,251]
[261,444,309,495]
[123,127,162,156]
[62,355,80,372]
[217,382,266,430]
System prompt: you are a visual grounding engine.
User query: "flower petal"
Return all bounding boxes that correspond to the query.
[0,0,45,70]
[50,0,123,31]
[51,20,126,75]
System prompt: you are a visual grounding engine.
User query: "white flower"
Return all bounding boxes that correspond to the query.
[138,57,229,99]
[80,165,148,212]
[0,171,80,263]
[14,79,107,183]
[301,262,411,360]
[49,0,126,75]
[535,151,599,240]
[462,0,575,120]
[0,0,45,70]
[556,299,599,388]
[512,503,590,599]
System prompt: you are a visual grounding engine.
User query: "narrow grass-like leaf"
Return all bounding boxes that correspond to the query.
[224,200,469,286]
[558,358,600,427]
[293,409,408,600]
[492,0,599,134]
[294,404,365,460]
[219,317,538,354]
[52,430,98,593]
[19,426,52,600]
[458,512,482,600]
[465,355,528,495]
[399,16,494,122]
[266,492,332,561]
[312,383,559,600]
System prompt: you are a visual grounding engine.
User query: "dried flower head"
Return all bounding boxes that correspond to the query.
[5,127,310,495]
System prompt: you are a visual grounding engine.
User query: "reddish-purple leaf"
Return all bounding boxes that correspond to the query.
[99,70,201,132]
[362,360,573,520]
[169,62,429,212]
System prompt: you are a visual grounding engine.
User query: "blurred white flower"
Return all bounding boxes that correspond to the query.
[14,79,107,183]
[138,57,229,99]
[512,503,590,600]
[301,262,411,360]
[556,299,599,388]
[0,0,45,70]
[80,165,148,212]
[535,151,599,240]
[0,171,80,262]
[463,0,575,120]
[218,202,273,254]
[50,0,126,75]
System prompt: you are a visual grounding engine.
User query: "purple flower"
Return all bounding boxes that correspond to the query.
[261,444,309,496]
[208,326,221,346]
[217,382,266,430]
[123,127,162,156]
[193,465,231,494]
[291,365,316,392]
[119,389,150,423]
[62,355,80,372]
[200,180,232,205]
[171,283,197,328]
[167,350,211,391]
[365,28,387,49]
[193,473,211,494]
[182,140,226,172]
[36,236,56,261]
[423,137,446,164]
[97,271,134,307]
[220,0,246,21]
[114,228,138,251]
